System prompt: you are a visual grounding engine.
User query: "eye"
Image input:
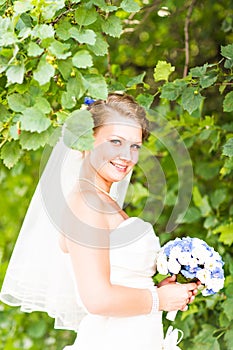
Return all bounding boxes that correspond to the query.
[131,144,141,150]
[109,139,122,146]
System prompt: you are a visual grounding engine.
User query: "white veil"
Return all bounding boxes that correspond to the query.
[0,134,131,331]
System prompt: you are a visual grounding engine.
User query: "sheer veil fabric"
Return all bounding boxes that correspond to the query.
[0,137,131,331]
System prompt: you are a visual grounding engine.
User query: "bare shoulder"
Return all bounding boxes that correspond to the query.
[67,187,110,230]
[61,188,113,249]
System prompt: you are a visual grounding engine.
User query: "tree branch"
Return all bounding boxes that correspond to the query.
[183,0,196,77]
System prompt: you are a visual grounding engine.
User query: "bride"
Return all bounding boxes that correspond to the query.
[0,93,198,349]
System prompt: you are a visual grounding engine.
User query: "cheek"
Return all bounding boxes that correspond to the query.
[89,143,117,170]
[131,151,139,164]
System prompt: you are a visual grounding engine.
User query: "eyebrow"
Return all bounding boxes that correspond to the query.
[109,135,142,144]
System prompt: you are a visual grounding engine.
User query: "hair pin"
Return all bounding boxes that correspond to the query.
[84,96,96,106]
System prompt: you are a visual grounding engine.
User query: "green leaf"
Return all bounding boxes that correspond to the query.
[7,93,30,112]
[64,109,94,151]
[69,28,96,45]
[224,58,233,69]
[48,40,71,60]
[35,97,52,114]
[101,15,122,38]
[193,325,220,350]
[87,33,109,56]
[160,80,186,100]
[176,206,202,224]
[6,63,25,85]
[126,72,146,87]
[224,326,233,349]
[222,138,233,157]
[221,44,233,60]
[67,73,86,99]
[153,61,175,82]
[20,107,51,133]
[213,223,233,246]
[190,64,208,77]
[72,50,93,69]
[75,6,97,26]
[223,91,233,112]
[57,58,73,80]
[0,141,22,169]
[19,128,54,150]
[32,24,55,40]
[92,0,117,12]
[27,320,47,339]
[61,91,76,109]
[27,42,44,57]
[14,0,33,14]
[121,0,141,12]
[0,18,18,46]
[43,0,65,20]
[200,71,218,88]
[193,186,211,217]
[136,94,154,109]
[210,188,227,209]
[181,87,205,114]
[0,104,11,121]
[55,18,72,41]
[33,56,55,85]
[129,183,149,206]
[204,216,219,229]
[84,74,108,100]
[195,161,220,180]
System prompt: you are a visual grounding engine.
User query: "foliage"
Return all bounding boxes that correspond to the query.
[0,0,233,349]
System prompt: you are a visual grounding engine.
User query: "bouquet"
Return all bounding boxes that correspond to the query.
[157,236,224,320]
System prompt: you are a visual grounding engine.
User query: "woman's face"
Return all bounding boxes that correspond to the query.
[88,115,142,184]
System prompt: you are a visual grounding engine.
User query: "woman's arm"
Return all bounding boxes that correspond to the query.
[64,191,198,317]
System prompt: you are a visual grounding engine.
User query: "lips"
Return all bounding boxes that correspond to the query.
[110,161,128,172]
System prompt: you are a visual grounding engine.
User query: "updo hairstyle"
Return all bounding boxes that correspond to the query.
[87,93,150,141]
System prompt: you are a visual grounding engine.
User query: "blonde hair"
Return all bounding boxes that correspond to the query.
[87,93,149,141]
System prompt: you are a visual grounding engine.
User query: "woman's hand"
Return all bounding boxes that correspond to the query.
[157,276,199,312]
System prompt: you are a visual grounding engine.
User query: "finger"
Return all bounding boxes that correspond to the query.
[180,304,188,311]
[192,288,198,296]
[189,295,195,303]
[168,275,176,282]
[186,283,198,291]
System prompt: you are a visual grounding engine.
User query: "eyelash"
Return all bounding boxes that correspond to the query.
[109,139,141,150]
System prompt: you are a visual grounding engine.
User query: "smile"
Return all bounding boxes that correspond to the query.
[110,161,128,172]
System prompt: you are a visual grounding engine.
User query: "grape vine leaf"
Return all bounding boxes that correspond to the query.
[121,0,141,12]
[72,50,93,69]
[154,61,175,82]
[223,91,233,112]
[222,138,233,157]
[0,141,22,168]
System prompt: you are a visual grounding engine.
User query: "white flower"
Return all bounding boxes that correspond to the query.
[157,252,169,275]
[168,256,181,274]
[169,246,182,258]
[211,250,222,263]
[177,251,192,265]
[204,257,221,270]
[192,246,209,265]
[206,278,224,293]
[196,268,211,284]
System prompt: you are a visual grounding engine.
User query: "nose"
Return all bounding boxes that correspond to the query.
[119,144,132,161]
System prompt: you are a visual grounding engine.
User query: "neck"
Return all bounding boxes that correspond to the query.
[79,178,117,202]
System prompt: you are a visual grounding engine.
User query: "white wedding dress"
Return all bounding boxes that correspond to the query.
[63,217,164,350]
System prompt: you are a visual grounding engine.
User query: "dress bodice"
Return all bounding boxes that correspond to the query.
[110,217,160,289]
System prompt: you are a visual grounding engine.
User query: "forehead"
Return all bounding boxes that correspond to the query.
[95,121,142,142]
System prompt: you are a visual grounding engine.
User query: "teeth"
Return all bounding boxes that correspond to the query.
[112,162,127,170]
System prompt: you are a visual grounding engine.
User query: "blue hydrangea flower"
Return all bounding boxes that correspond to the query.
[157,236,225,297]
